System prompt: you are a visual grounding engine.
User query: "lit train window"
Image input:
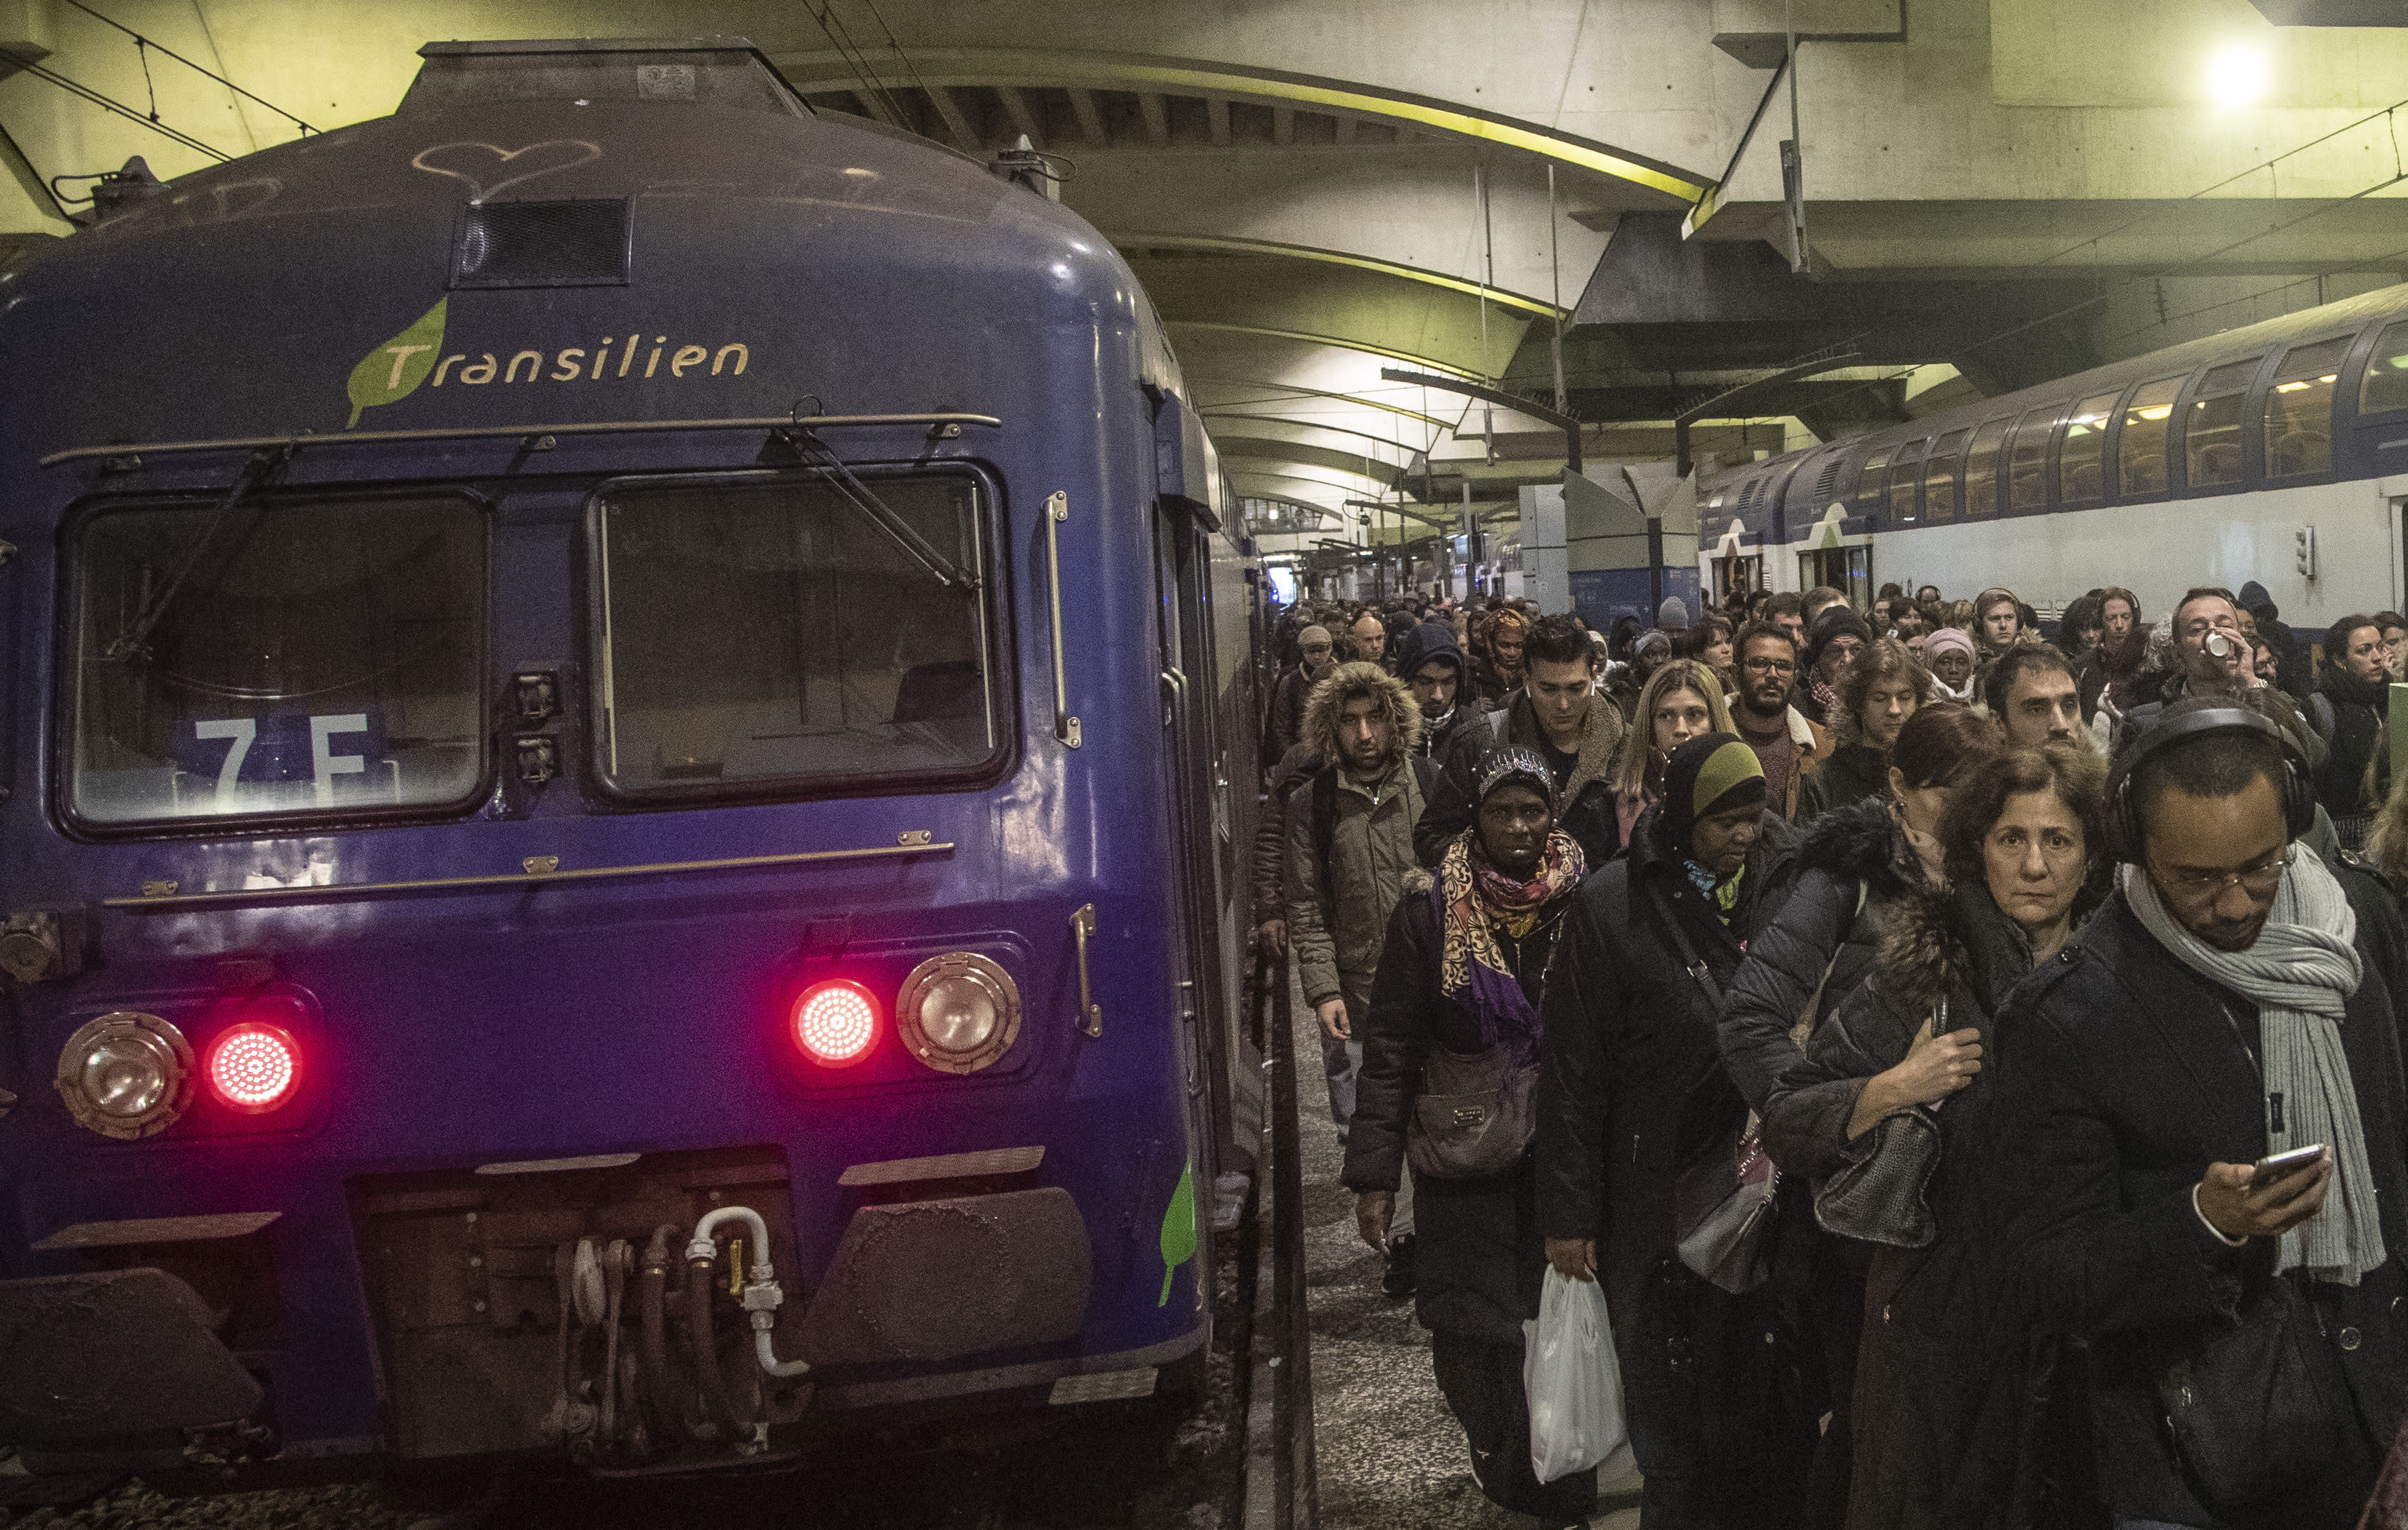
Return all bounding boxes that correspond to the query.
[2008,403,2064,511]
[1855,449,1891,508]
[69,494,486,828]
[2184,357,2263,490]
[1962,418,2009,515]
[2117,377,2182,498]
[592,471,998,797]
[2054,391,2121,506]
[1887,439,1928,522]
[2264,336,2349,480]
[1922,429,1969,519]
[2360,321,2408,414]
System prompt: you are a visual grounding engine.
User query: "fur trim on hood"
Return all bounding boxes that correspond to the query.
[1797,795,1918,896]
[1874,880,2040,1021]
[1302,661,1422,767]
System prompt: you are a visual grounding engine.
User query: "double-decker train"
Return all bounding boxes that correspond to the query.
[1699,281,2408,629]
[0,35,1263,1483]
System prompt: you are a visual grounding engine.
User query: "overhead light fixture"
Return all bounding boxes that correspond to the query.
[2207,44,2268,106]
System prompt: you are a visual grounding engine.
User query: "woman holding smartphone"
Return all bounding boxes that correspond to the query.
[1764,743,2110,1529]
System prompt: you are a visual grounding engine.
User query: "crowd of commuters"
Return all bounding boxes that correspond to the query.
[1254,578,2408,1530]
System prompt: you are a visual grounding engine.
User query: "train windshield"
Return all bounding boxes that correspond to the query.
[593,471,998,797]
[69,493,487,827]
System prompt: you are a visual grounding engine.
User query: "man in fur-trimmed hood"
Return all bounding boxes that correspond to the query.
[1287,660,1436,1292]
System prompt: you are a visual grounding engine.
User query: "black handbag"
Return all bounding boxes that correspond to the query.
[2155,1273,2354,1514]
[1812,1104,1941,1247]
[1404,1046,1537,1179]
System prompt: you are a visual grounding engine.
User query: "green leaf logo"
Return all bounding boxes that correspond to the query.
[1158,1156,1196,1306]
[346,298,448,427]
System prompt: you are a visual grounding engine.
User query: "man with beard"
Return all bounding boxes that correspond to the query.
[1994,704,2408,1530]
[1729,619,1827,819]
[1797,606,1872,727]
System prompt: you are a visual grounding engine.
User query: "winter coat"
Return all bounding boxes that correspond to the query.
[1343,871,1577,1342]
[1285,758,1429,1006]
[1414,691,1629,871]
[1251,742,1320,930]
[2311,661,2388,821]
[1798,741,1889,823]
[1266,664,1317,764]
[1284,664,1429,1005]
[1467,651,1521,711]
[1766,881,2060,1530]
[1536,804,1802,1429]
[1992,879,2408,1528]
[2094,623,2157,715]
[1734,705,1829,821]
[1719,796,1927,1116]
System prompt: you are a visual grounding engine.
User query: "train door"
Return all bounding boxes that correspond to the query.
[1798,546,1871,607]
[1152,504,1237,1189]
[1712,554,1763,608]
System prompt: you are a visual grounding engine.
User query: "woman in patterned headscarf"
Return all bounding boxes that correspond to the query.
[1343,747,1592,1523]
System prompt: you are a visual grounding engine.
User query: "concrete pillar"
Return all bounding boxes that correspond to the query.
[1519,481,1569,615]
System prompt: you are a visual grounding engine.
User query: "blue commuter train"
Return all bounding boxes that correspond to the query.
[0,36,1265,1480]
[1698,280,2408,629]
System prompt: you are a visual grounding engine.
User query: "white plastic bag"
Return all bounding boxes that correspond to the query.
[1522,1266,1628,1484]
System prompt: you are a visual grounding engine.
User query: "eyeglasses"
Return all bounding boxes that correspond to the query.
[1742,656,1797,675]
[2150,849,2290,899]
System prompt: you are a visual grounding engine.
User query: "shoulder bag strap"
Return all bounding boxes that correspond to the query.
[1644,880,1724,1009]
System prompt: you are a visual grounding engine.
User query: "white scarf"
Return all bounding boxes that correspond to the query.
[2123,844,2387,1284]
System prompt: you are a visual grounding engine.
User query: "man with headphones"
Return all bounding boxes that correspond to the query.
[1991,699,2408,1529]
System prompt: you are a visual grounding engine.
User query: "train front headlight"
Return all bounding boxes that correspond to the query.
[897,953,1020,1074]
[57,1011,193,1139]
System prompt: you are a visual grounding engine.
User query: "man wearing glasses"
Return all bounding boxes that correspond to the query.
[1994,701,2408,1529]
[1728,619,1826,819]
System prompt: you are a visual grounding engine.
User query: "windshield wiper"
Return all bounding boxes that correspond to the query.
[779,425,978,592]
[101,443,296,664]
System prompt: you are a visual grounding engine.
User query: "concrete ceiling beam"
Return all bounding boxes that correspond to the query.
[1064,86,1107,144]
[923,84,979,149]
[1136,91,1170,146]
[994,84,1044,145]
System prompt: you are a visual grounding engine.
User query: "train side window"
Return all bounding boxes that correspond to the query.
[1888,439,1929,522]
[1855,449,1891,509]
[2361,321,2408,414]
[2264,336,2349,480]
[69,493,488,829]
[2117,376,2182,498]
[2008,403,2064,511]
[2184,358,2262,489]
[2054,392,2119,506]
[592,470,1000,798]
[1962,417,2009,515]
[1922,429,1970,519]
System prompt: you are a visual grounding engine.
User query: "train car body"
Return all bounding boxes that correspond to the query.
[0,37,1262,1479]
[1699,282,2408,627]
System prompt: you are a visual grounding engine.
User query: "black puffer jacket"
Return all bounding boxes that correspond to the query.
[1797,741,1889,822]
[1536,804,1801,1426]
[1343,867,1577,1342]
[1718,796,1926,1119]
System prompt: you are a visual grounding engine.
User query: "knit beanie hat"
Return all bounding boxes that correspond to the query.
[1924,626,1975,664]
[1657,596,1692,631]
[1804,605,1874,671]
[1661,734,1765,850]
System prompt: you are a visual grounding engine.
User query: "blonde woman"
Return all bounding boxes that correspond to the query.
[1609,659,1733,853]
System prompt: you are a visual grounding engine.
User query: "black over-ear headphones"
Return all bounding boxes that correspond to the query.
[2104,704,2316,862]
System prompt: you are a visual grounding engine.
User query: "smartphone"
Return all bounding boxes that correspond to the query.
[2251,1144,2328,1192]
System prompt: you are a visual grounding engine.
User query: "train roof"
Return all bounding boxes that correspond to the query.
[0,39,1171,469]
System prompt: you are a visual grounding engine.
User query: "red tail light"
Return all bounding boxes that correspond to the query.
[204,1021,301,1112]
[792,980,879,1068]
